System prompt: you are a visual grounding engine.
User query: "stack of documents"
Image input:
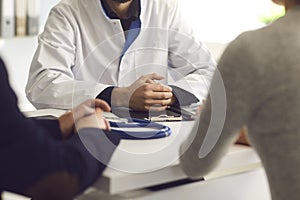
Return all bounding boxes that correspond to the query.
[0,0,40,38]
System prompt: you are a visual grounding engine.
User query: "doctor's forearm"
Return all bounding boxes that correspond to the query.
[111,87,130,107]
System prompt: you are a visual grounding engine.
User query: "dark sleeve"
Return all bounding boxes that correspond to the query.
[23,130,121,200]
[96,87,115,106]
[73,128,121,191]
[1,123,120,195]
[170,85,199,106]
[0,58,121,196]
[30,119,63,140]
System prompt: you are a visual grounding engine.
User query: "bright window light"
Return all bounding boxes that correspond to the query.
[179,0,284,43]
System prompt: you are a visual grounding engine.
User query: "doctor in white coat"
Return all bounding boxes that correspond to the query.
[26,0,216,110]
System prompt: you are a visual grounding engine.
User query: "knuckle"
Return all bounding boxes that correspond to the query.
[156,83,162,89]
[145,99,153,105]
[144,99,150,104]
[139,85,146,92]
[142,90,151,97]
[144,84,151,91]
[162,99,170,105]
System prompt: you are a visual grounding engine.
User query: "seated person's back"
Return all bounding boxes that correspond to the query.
[180,1,300,200]
[0,58,120,200]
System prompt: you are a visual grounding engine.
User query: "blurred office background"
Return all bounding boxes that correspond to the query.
[0,0,283,111]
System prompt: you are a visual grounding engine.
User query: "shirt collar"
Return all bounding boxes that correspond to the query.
[100,0,140,20]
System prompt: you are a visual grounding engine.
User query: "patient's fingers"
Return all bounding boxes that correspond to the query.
[93,99,111,112]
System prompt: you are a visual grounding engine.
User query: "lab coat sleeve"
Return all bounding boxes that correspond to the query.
[167,0,217,102]
[25,5,109,109]
[179,36,255,179]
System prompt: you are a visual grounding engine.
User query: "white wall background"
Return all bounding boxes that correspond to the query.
[179,0,283,43]
[0,0,60,111]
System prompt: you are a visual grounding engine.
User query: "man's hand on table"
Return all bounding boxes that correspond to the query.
[58,99,111,139]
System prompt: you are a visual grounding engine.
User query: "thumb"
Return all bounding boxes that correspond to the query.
[94,99,111,112]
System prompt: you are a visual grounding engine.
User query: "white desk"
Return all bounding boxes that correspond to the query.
[76,121,271,200]
[24,110,271,200]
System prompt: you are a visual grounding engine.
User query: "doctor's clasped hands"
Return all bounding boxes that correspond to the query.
[111,73,175,111]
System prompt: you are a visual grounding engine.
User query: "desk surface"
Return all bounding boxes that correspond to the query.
[24,110,262,196]
[93,121,261,195]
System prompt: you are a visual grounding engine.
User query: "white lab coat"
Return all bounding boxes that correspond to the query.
[26,0,216,109]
